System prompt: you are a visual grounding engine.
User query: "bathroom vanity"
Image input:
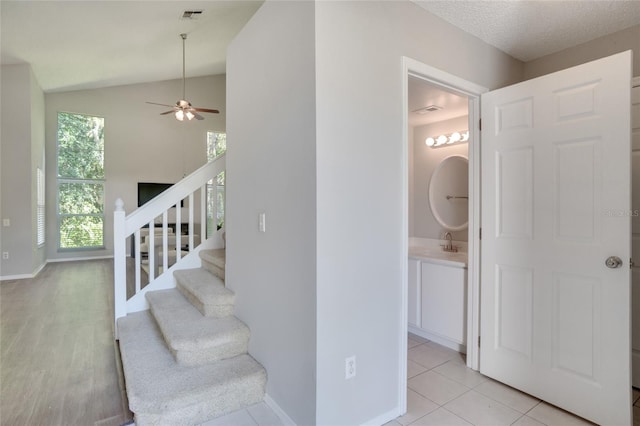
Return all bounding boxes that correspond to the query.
[408,245,467,353]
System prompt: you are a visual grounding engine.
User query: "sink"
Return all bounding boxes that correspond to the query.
[409,246,467,267]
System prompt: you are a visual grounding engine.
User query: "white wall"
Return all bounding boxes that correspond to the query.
[314,2,522,424]
[226,2,317,425]
[226,1,522,423]
[0,64,45,278]
[412,116,469,242]
[44,75,225,260]
[524,24,640,80]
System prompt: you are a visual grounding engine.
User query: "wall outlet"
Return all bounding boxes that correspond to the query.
[2,219,9,227]
[2,252,9,260]
[345,355,356,380]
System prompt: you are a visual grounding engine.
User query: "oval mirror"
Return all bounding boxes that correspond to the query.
[428,154,469,231]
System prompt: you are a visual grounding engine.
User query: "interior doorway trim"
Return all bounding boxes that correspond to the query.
[400,56,488,414]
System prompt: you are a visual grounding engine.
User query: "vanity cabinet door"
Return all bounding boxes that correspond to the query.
[420,262,467,344]
[408,259,421,327]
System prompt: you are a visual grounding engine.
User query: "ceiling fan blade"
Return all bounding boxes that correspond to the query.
[160,110,175,115]
[192,107,219,114]
[146,101,176,108]
[193,112,205,120]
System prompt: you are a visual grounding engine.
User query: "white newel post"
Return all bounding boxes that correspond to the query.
[113,198,127,337]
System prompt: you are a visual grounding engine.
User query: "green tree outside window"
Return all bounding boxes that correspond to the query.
[206,132,226,237]
[57,112,105,249]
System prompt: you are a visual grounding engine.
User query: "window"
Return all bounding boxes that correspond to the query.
[206,132,226,237]
[57,112,105,249]
[37,167,45,246]
[207,131,226,161]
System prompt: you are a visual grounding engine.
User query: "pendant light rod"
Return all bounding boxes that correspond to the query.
[180,33,187,100]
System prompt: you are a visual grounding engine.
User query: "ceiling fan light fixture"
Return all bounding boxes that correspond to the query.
[147,33,219,121]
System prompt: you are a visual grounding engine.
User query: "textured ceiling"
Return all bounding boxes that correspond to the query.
[414,0,640,61]
[0,1,263,92]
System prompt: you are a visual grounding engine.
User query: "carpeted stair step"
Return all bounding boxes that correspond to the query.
[117,311,266,426]
[200,249,226,281]
[174,268,233,317]
[146,289,250,366]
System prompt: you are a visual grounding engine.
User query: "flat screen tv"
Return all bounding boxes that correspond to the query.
[137,182,183,207]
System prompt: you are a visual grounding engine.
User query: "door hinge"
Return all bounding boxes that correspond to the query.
[478,336,481,347]
[479,227,482,240]
[479,119,482,131]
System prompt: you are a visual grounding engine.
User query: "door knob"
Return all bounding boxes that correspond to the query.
[605,256,623,269]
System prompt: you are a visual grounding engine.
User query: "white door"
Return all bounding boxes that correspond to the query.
[480,51,632,425]
[631,78,640,387]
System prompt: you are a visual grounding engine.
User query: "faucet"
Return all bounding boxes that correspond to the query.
[443,232,457,253]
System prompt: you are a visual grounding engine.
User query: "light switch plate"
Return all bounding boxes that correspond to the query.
[259,213,266,233]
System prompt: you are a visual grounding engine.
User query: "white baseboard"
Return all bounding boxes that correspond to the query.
[360,407,401,426]
[408,325,466,354]
[32,261,46,277]
[0,261,47,281]
[1,255,114,281]
[264,394,296,426]
[0,272,34,281]
[263,395,400,426]
[47,254,113,263]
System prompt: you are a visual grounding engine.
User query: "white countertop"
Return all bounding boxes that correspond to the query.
[409,246,467,268]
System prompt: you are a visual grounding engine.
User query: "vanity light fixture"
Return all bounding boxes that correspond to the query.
[425,130,469,148]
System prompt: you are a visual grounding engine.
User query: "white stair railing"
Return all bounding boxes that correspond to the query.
[113,154,226,327]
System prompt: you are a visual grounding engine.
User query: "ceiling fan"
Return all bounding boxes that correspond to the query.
[146,33,219,121]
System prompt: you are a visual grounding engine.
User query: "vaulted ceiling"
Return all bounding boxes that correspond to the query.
[0,1,263,92]
[1,1,639,94]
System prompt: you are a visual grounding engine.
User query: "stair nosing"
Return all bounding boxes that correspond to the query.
[117,311,266,414]
[146,289,248,351]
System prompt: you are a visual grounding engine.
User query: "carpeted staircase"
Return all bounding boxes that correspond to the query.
[117,249,267,425]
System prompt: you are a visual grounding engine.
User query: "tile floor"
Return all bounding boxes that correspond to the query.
[199,402,284,426]
[387,334,628,426]
[203,333,640,426]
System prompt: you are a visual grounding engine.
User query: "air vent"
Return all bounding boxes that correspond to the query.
[181,10,204,20]
[413,105,443,114]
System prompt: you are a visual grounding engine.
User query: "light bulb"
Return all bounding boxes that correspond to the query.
[175,110,185,121]
[449,132,461,144]
[436,135,448,146]
[185,111,195,121]
[461,131,469,142]
[425,137,435,147]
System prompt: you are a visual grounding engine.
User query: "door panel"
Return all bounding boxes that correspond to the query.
[495,264,533,359]
[497,148,533,238]
[481,51,632,425]
[554,139,600,241]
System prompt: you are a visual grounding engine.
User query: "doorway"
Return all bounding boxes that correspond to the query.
[406,77,471,351]
[479,52,631,426]
[401,52,633,426]
[400,57,487,412]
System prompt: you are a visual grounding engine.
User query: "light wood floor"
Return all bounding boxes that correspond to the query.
[1,259,133,426]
